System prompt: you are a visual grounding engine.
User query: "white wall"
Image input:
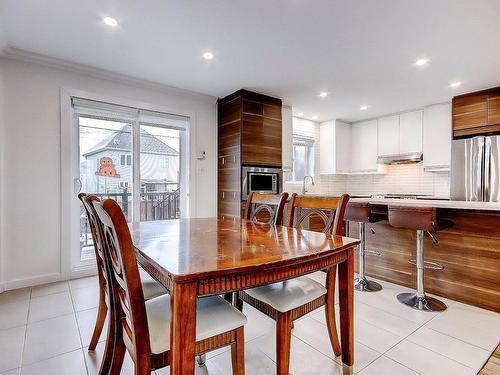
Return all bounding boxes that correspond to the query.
[0,56,217,289]
[0,60,5,291]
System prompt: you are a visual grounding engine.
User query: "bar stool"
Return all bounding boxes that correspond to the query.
[388,205,450,312]
[345,202,386,292]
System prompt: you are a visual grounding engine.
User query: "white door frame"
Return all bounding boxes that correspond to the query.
[60,88,196,278]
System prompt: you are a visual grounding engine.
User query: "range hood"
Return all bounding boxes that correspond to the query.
[376,152,423,165]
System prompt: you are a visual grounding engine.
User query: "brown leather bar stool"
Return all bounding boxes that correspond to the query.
[345,202,386,292]
[388,205,450,312]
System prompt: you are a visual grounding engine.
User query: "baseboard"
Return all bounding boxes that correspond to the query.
[2,272,65,291]
[0,283,4,294]
[70,264,97,280]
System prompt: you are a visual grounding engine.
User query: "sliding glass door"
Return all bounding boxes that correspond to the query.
[70,98,190,271]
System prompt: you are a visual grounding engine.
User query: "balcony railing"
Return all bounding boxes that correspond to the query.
[80,189,180,251]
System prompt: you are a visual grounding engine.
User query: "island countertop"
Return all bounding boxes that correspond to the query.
[348,197,500,211]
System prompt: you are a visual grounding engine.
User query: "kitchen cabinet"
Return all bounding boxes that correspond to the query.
[423,103,451,171]
[351,120,378,172]
[320,120,351,174]
[399,110,423,153]
[452,94,488,137]
[487,93,500,125]
[377,115,400,156]
[282,106,293,170]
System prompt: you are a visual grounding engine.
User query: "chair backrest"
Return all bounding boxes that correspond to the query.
[286,194,350,235]
[78,193,110,300]
[92,198,151,360]
[243,192,289,225]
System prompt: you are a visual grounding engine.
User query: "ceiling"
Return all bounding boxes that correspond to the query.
[1,0,500,122]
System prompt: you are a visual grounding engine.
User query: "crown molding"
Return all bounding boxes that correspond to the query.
[2,47,218,103]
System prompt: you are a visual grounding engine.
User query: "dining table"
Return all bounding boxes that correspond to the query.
[130,216,360,375]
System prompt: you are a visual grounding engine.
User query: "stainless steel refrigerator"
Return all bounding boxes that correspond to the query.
[451,135,500,202]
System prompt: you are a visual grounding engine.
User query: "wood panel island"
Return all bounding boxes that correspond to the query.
[346,198,500,312]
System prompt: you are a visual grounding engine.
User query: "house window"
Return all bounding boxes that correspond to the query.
[159,157,169,168]
[120,154,132,166]
[119,181,130,189]
[286,136,314,182]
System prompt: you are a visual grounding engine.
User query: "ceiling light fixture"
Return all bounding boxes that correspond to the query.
[319,92,328,98]
[103,17,118,27]
[360,105,368,111]
[312,115,318,120]
[449,81,462,88]
[203,52,214,60]
[297,112,304,117]
[415,58,429,66]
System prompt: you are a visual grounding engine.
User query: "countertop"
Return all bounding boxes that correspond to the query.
[349,197,500,211]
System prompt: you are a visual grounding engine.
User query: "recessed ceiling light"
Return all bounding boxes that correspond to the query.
[312,115,318,120]
[319,92,328,98]
[103,17,118,27]
[360,105,368,111]
[203,52,214,60]
[415,58,429,66]
[449,81,462,88]
[297,112,304,117]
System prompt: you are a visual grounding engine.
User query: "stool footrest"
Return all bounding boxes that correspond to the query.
[365,249,381,257]
[408,259,444,270]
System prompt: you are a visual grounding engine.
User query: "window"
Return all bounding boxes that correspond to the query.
[286,136,314,182]
[119,181,130,189]
[120,154,132,166]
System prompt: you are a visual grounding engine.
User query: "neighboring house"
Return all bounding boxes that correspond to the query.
[83,124,179,194]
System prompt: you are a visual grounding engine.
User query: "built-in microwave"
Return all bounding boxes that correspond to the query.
[241,166,282,200]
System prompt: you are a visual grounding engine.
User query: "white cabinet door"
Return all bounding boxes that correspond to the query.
[320,120,335,174]
[351,120,378,172]
[399,110,423,154]
[335,120,352,173]
[377,115,400,156]
[423,103,451,170]
[282,106,293,170]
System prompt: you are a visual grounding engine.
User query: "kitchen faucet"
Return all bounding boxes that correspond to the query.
[302,175,315,195]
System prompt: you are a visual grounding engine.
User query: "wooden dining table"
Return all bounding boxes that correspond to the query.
[130,216,360,375]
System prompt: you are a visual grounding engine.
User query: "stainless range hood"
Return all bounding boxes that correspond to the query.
[376,152,423,165]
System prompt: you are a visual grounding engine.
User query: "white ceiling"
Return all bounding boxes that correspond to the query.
[1,0,500,122]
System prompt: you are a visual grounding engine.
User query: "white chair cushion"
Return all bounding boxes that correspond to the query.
[146,295,247,354]
[244,276,327,313]
[139,267,167,300]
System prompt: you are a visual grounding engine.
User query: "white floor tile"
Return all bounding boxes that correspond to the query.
[0,288,31,305]
[69,276,98,291]
[0,326,25,373]
[28,291,74,323]
[23,314,81,365]
[0,369,21,375]
[407,327,490,370]
[358,355,418,375]
[0,300,29,330]
[210,341,276,375]
[71,286,99,312]
[76,307,108,348]
[21,349,87,375]
[355,319,403,353]
[386,340,475,375]
[83,342,134,375]
[31,281,69,298]
[155,359,226,375]
[241,304,275,342]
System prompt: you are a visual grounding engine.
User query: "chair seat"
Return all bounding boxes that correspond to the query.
[244,276,327,313]
[139,268,167,300]
[146,295,247,354]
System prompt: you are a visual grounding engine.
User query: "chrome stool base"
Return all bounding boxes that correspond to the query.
[397,292,447,312]
[354,277,382,292]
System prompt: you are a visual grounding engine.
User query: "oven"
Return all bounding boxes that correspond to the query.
[241,166,282,200]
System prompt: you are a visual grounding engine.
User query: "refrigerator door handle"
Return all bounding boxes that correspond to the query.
[484,137,491,202]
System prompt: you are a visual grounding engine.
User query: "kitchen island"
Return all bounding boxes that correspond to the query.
[347,198,500,312]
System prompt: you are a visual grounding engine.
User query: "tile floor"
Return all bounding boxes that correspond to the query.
[0,272,498,375]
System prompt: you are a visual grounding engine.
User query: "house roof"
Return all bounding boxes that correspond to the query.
[83,124,178,157]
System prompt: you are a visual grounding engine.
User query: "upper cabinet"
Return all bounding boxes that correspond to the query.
[452,87,500,138]
[423,103,451,171]
[399,110,423,154]
[377,115,400,156]
[351,120,378,172]
[282,106,293,170]
[320,120,351,174]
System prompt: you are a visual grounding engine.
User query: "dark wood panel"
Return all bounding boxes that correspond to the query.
[241,114,282,166]
[348,208,500,312]
[487,94,500,125]
[452,95,487,132]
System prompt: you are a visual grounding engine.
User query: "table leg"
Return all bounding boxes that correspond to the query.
[170,282,197,375]
[338,247,354,366]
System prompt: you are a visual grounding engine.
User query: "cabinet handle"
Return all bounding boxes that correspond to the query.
[222,191,225,199]
[233,191,236,199]
[233,155,236,163]
[222,157,225,165]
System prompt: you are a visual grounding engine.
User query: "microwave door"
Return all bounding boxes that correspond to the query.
[485,135,500,202]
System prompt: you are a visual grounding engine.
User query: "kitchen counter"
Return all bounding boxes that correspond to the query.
[349,197,500,211]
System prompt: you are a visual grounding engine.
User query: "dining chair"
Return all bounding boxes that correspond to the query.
[236,193,350,375]
[93,198,248,375]
[78,193,167,352]
[243,192,289,225]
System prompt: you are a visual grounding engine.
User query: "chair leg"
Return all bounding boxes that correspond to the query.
[325,267,341,356]
[276,312,292,375]
[231,326,245,375]
[234,292,243,311]
[89,292,107,351]
[109,326,126,375]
